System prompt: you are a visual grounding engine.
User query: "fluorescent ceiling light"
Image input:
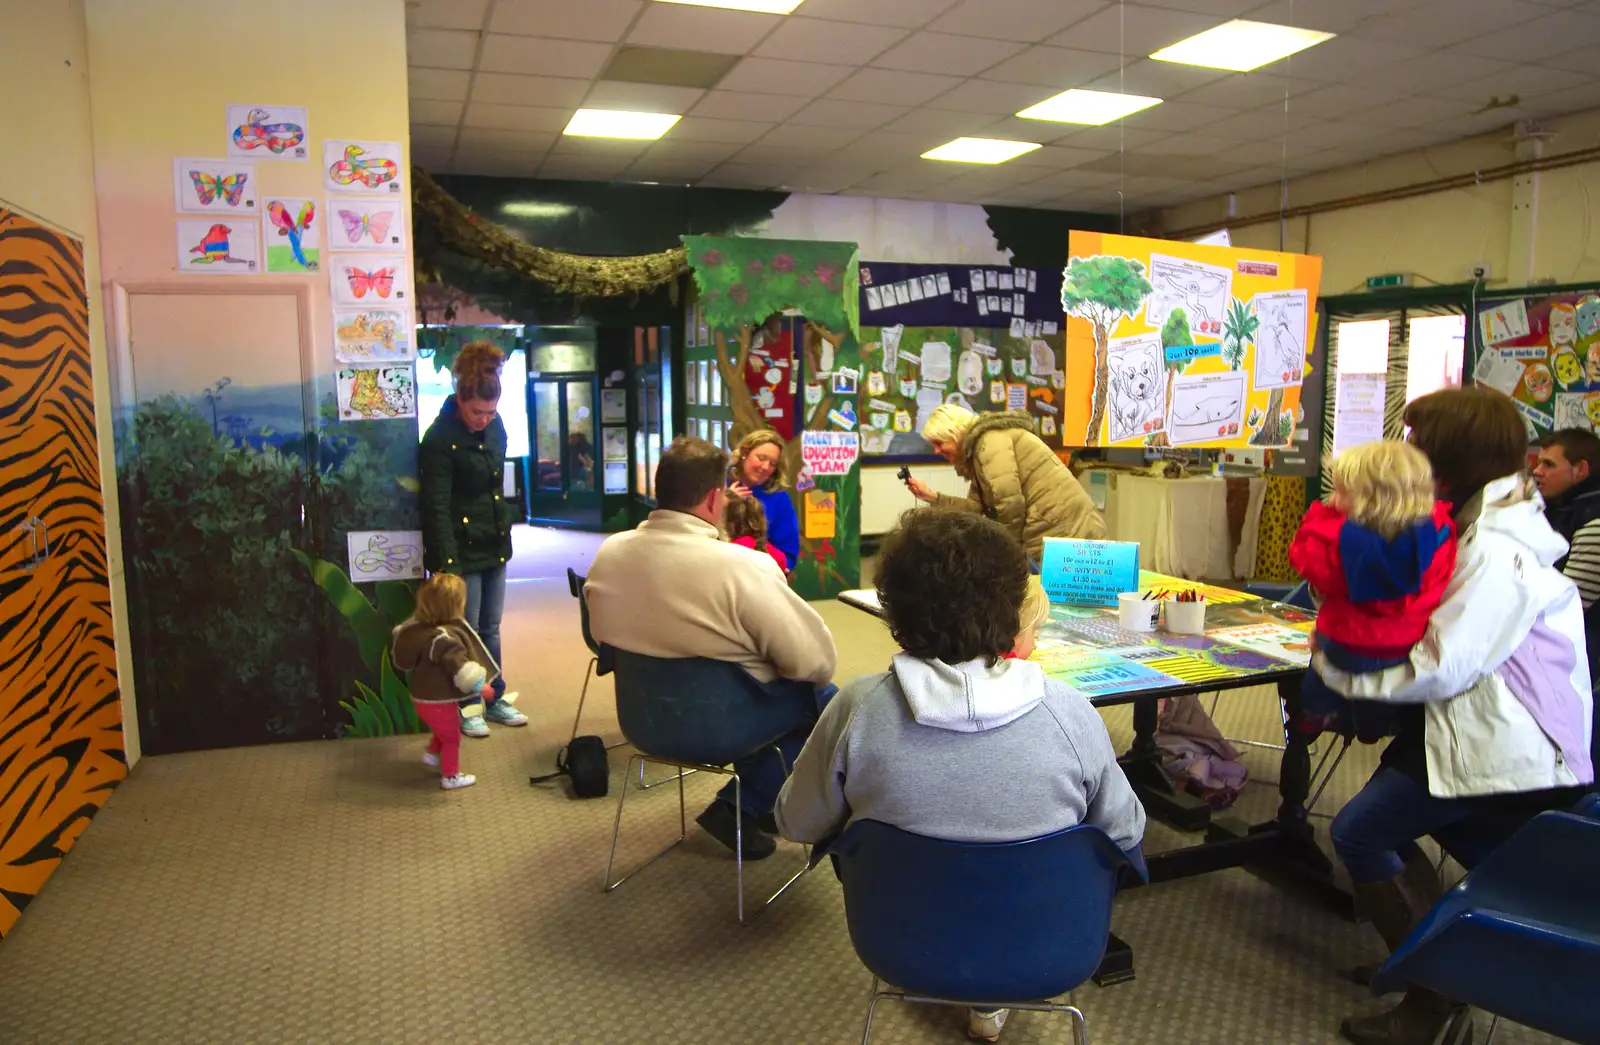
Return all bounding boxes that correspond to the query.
[1016,90,1161,126]
[1150,19,1335,72]
[922,137,1042,164]
[654,0,807,13]
[563,108,681,140]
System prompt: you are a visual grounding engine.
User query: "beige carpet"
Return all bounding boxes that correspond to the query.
[0,527,1564,1044]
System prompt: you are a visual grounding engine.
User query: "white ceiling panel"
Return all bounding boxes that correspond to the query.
[791,98,913,129]
[477,34,613,77]
[625,4,782,53]
[667,116,777,143]
[755,123,864,149]
[1451,8,1600,62]
[457,127,558,154]
[411,68,473,102]
[1241,0,1405,33]
[978,45,1124,88]
[409,29,481,70]
[453,153,546,177]
[1010,144,1115,170]
[690,90,811,122]
[716,57,857,97]
[828,68,968,106]
[1364,96,1488,129]
[642,139,745,162]
[780,0,964,29]
[927,79,1057,116]
[929,0,1107,42]
[1344,52,1514,97]
[411,124,461,151]
[872,32,1028,76]
[1522,82,1600,117]
[1174,72,1320,110]
[1433,65,1594,106]
[488,0,643,40]
[1342,0,1551,48]
[583,80,706,113]
[411,99,466,125]
[410,0,490,31]
[462,102,574,133]
[881,107,997,135]
[752,17,910,63]
[1076,58,1229,99]
[1270,37,1429,84]
[470,73,591,108]
[1054,3,1219,55]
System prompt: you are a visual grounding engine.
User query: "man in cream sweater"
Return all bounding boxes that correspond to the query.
[586,436,837,859]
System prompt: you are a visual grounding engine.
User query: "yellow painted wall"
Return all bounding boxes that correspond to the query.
[1146,108,1600,297]
[0,0,138,762]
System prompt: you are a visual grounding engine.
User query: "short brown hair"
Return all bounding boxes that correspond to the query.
[1539,427,1600,472]
[656,436,728,512]
[1403,387,1524,505]
[454,340,504,402]
[414,573,467,625]
[876,508,1029,667]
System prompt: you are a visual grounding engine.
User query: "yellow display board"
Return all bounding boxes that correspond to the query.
[1063,232,1323,449]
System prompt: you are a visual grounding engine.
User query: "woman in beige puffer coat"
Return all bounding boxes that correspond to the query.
[907,405,1106,563]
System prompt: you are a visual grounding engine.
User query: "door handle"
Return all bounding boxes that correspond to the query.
[14,517,40,570]
[33,516,49,563]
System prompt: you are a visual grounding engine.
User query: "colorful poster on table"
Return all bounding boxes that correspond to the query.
[1062,232,1323,449]
[1473,290,1600,437]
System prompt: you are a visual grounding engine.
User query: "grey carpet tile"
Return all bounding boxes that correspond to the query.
[0,528,1566,1044]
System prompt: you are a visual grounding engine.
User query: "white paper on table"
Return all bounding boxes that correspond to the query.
[881,324,903,372]
[1473,349,1525,397]
[921,342,953,383]
[1479,300,1531,346]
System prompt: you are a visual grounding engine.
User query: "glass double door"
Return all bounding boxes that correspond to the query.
[529,376,600,525]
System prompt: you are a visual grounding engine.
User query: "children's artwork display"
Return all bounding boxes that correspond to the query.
[331,252,409,306]
[226,104,309,160]
[328,198,406,252]
[323,140,403,195]
[1063,232,1323,449]
[175,219,260,274]
[261,197,320,273]
[333,308,414,362]
[346,530,424,583]
[1473,289,1600,437]
[336,363,416,421]
[860,261,1062,329]
[174,158,256,214]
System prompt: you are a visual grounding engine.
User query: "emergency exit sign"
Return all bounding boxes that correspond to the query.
[1366,273,1411,289]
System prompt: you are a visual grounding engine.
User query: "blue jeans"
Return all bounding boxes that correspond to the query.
[1301,638,1402,741]
[462,565,507,708]
[716,681,837,817]
[1331,765,1524,885]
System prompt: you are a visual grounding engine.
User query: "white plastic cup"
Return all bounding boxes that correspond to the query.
[1118,592,1159,632]
[1163,598,1207,635]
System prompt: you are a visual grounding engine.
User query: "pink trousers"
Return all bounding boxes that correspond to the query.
[414,700,462,777]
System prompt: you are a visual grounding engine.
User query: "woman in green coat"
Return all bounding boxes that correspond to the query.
[418,341,526,738]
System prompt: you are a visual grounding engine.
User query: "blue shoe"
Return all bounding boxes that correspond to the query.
[484,695,527,727]
[461,714,490,738]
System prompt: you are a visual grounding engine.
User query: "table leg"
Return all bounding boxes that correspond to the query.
[1091,932,1135,986]
[1117,695,1213,833]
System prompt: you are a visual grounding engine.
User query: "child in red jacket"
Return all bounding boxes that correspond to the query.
[1288,440,1458,741]
[723,493,790,573]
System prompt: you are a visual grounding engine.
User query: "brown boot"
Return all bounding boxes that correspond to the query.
[1339,988,1466,1045]
[1350,850,1443,988]
[1341,874,1464,1045]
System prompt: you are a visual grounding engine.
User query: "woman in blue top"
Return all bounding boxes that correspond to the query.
[729,429,799,573]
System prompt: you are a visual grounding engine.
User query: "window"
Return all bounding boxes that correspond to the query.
[1404,314,1465,404]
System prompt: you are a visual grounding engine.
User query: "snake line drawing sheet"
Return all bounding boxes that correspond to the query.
[323,140,404,195]
[225,104,308,161]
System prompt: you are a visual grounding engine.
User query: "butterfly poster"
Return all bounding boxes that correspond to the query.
[173,158,256,214]
[336,363,416,422]
[330,252,409,307]
[175,219,260,275]
[323,140,403,195]
[326,198,405,253]
[261,197,320,273]
[226,104,308,161]
[333,307,414,362]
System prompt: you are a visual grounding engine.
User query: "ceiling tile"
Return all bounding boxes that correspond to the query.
[930,0,1107,42]
[1281,84,1398,122]
[452,152,547,177]
[1028,168,1123,192]
[488,0,643,40]
[716,57,857,97]
[791,98,912,129]
[408,29,480,70]
[1053,3,1218,55]
[978,115,1090,144]
[755,124,863,150]
[1283,120,1380,151]
[1010,144,1115,169]
[642,139,744,162]
[625,4,781,54]
[1138,0,1258,13]
[927,78,1056,115]
[783,0,962,29]
[690,90,810,121]
[1269,37,1429,84]
[583,81,705,113]
[827,68,968,106]
[1115,98,1235,132]
[1434,65,1593,105]
[477,35,613,77]
[853,166,961,193]
[548,137,654,162]
[667,116,776,143]
[456,127,557,154]
[470,73,591,108]
[412,143,455,170]
[1048,124,1167,150]
[1355,52,1518,96]
[703,161,792,187]
[832,131,947,161]
[1243,0,1408,34]
[1174,72,1321,110]
[1344,0,1551,47]
[539,158,631,180]
[409,0,489,31]
[1163,107,1284,141]
[410,67,472,102]
[752,17,909,63]
[871,32,1027,76]
[1521,81,1600,117]
[1077,58,1230,99]
[625,156,718,181]
[1136,129,1251,155]
[1365,96,1487,129]
[882,108,995,135]
[410,98,464,125]
[1445,8,1600,62]
[461,102,573,133]
[410,124,460,151]
[979,45,1127,88]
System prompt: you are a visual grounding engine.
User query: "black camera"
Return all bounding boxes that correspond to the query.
[896,466,912,482]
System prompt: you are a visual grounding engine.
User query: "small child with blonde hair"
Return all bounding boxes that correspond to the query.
[1288,440,1458,739]
[391,574,501,790]
[1005,577,1051,660]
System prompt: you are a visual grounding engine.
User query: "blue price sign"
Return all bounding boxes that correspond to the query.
[1039,538,1140,607]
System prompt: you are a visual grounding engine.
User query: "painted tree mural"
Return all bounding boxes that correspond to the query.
[683,235,861,599]
[1061,255,1154,446]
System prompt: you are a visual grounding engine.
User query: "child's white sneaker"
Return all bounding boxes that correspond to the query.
[421,750,440,769]
[440,772,476,790]
[967,1008,1009,1042]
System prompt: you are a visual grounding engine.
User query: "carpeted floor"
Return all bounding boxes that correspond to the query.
[0,527,1563,1044]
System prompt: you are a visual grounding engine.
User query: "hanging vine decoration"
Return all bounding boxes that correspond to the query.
[410,166,689,298]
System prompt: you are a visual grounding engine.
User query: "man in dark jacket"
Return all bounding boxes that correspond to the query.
[1535,429,1600,693]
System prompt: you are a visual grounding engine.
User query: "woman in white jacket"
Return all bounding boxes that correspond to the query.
[1314,387,1595,1045]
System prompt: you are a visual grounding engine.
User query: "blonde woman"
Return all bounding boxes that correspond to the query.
[905,405,1104,564]
[728,429,799,570]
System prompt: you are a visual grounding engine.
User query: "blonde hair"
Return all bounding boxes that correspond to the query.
[1018,576,1050,635]
[731,429,787,491]
[453,341,504,402]
[1329,441,1436,539]
[413,574,467,625]
[922,403,977,447]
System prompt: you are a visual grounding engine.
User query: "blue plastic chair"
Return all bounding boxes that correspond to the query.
[831,819,1130,1044]
[602,649,812,924]
[1575,792,1600,821]
[1371,810,1600,1045]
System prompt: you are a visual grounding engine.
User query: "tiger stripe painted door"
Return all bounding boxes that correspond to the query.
[0,206,126,936]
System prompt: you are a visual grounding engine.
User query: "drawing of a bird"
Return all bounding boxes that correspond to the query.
[267,200,317,269]
[189,223,247,265]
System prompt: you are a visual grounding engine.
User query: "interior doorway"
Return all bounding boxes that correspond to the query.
[529,375,601,526]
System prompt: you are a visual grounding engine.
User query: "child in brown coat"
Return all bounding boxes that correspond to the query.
[391,574,500,790]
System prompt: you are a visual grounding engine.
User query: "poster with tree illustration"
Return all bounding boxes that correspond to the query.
[682,235,861,600]
[1062,232,1322,449]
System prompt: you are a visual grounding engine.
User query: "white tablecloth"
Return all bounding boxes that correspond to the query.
[1100,473,1267,581]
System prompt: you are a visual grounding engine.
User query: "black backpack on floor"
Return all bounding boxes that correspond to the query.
[530,735,609,798]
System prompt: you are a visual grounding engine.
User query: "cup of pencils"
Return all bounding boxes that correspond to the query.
[1118,591,1160,632]
[1162,589,1207,635]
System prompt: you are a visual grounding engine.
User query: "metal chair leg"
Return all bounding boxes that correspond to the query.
[860,978,886,1045]
[1305,735,1352,815]
[1481,1013,1500,1045]
[570,657,597,743]
[603,753,688,894]
[636,761,696,790]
